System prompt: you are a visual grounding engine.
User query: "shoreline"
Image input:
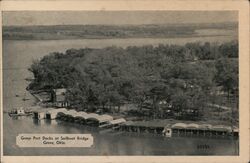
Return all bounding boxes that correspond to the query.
[2,34,238,41]
[27,89,238,126]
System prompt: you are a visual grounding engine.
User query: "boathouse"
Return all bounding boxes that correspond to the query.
[45,108,68,120]
[99,118,126,130]
[120,121,164,134]
[85,113,100,126]
[171,123,187,136]
[99,118,126,129]
[63,109,78,122]
[164,123,234,137]
[199,124,213,136]
[210,125,232,136]
[185,123,200,135]
[86,114,113,126]
[74,111,90,124]
[33,108,53,120]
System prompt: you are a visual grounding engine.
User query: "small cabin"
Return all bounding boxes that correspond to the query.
[51,88,69,108]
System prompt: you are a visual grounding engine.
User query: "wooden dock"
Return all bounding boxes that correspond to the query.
[32,108,239,139]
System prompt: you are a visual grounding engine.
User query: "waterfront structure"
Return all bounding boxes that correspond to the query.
[51,88,69,107]
[33,108,239,139]
[163,124,172,137]
[45,108,68,119]
[109,118,126,129]
[16,108,25,114]
[33,108,54,120]
[74,112,90,123]
[99,118,126,129]
[164,123,237,138]
[86,113,112,126]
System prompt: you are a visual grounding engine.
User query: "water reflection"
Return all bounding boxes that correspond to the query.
[32,118,40,125]
[32,118,59,126]
[9,115,28,120]
[3,37,239,156]
[44,119,58,125]
[3,114,238,156]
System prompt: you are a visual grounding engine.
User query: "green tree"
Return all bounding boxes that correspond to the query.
[214,58,238,98]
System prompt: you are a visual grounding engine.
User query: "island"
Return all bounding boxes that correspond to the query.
[26,40,239,138]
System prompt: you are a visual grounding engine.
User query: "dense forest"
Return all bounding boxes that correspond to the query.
[28,41,238,119]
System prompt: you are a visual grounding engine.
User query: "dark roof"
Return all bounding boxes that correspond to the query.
[53,88,67,95]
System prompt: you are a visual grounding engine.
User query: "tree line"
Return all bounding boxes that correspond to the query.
[28,41,238,118]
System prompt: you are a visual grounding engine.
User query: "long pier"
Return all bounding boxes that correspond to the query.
[33,108,125,129]
[33,108,239,138]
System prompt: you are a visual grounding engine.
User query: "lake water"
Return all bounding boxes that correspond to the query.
[3,114,238,156]
[3,35,238,155]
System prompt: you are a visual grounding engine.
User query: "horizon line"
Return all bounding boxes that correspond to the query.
[3,21,238,27]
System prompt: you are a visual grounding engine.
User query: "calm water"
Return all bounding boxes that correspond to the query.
[3,114,238,156]
[3,35,238,155]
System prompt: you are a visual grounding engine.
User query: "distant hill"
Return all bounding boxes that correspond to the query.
[3,22,238,40]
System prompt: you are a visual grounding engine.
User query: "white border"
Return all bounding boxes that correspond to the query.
[0,1,249,163]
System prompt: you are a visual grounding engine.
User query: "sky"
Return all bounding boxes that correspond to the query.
[3,11,238,26]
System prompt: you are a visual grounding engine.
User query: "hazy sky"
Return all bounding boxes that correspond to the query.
[3,11,238,26]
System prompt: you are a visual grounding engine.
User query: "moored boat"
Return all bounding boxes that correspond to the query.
[8,107,33,117]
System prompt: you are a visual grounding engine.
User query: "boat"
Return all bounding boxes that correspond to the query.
[8,107,33,117]
[22,98,30,101]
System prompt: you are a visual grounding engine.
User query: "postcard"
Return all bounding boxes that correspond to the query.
[0,1,249,163]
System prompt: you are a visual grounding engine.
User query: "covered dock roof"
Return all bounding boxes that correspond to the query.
[122,121,134,126]
[211,125,232,132]
[46,108,68,114]
[87,113,100,118]
[86,113,101,121]
[171,123,188,129]
[109,118,126,125]
[74,111,90,119]
[98,114,113,123]
[64,110,78,117]
[186,123,200,129]
[123,121,166,128]
[86,114,113,123]
[199,124,212,130]
[88,113,99,117]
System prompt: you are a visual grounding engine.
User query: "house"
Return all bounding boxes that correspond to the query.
[51,88,69,108]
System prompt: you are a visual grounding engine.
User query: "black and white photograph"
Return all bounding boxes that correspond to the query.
[1,10,242,157]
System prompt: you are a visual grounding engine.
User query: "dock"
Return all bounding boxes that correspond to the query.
[32,108,239,138]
